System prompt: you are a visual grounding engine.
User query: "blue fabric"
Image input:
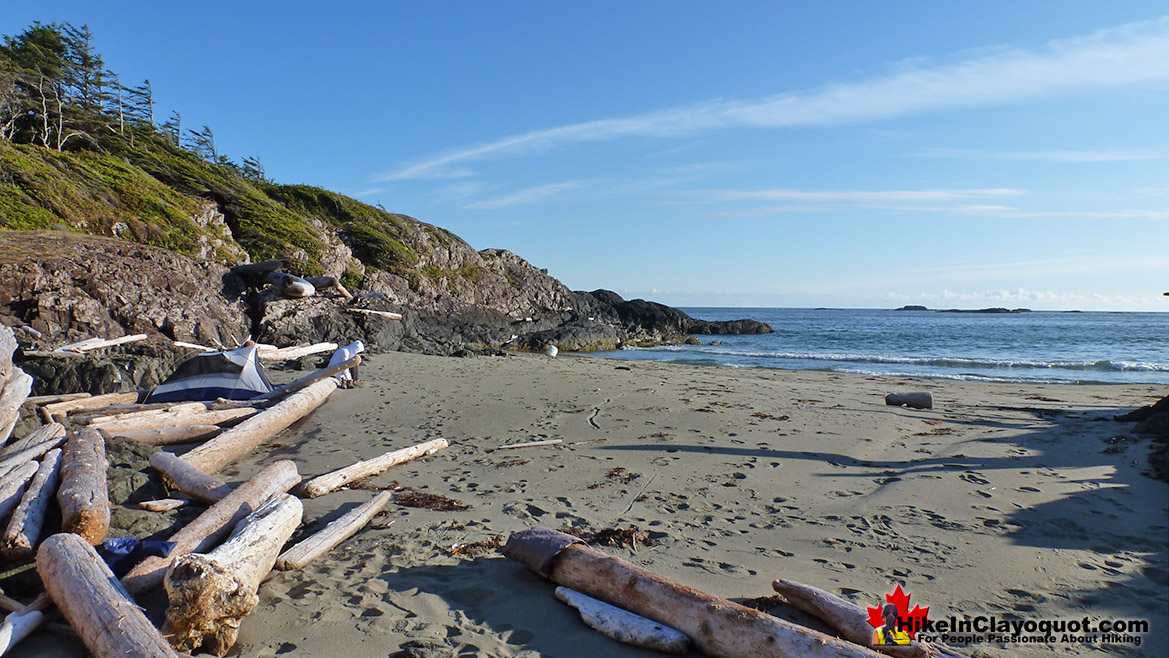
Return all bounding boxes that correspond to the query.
[98,537,177,577]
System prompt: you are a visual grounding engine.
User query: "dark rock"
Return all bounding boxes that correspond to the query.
[895,305,929,311]
[1115,395,1169,423]
[15,341,182,396]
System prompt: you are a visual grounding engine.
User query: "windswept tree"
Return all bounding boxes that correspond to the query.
[186,124,216,161]
[160,109,181,146]
[125,78,154,126]
[241,154,267,182]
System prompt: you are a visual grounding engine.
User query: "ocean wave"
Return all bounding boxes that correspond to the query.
[625,346,1168,373]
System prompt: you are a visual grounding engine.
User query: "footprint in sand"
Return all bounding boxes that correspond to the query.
[960,472,990,485]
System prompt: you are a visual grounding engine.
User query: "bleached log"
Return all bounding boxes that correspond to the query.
[497,439,563,450]
[55,337,104,353]
[42,392,139,417]
[116,424,222,446]
[258,355,360,402]
[3,448,62,560]
[555,586,691,654]
[173,341,217,352]
[182,379,338,473]
[275,490,392,569]
[0,432,67,480]
[0,462,38,522]
[19,350,86,360]
[122,459,300,595]
[82,401,206,426]
[149,451,232,504]
[772,579,969,658]
[300,438,448,498]
[503,527,885,658]
[56,428,109,545]
[257,342,338,361]
[347,308,403,321]
[23,392,90,405]
[36,533,180,658]
[0,370,33,446]
[59,334,147,353]
[164,494,303,656]
[0,422,64,459]
[91,406,257,434]
[139,499,187,512]
[0,609,43,655]
[0,326,15,381]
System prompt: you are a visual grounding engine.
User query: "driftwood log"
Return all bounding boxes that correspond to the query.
[80,400,205,426]
[0,608,43,655]
[37,533,180,657]
[347,308,403,321]
[275,490,392,570]
[122,460,300,595]
[0,462,38,522]
[497,439,563,450]
[0,371,32,448]
[299,438,448,498]
[771,579,970,658]
[3,448,62,561]
[0,431,67,481]
[164,494,303,655]
[56,428,109,544]
[257,355,359,402]
[139,499,187,512]
[23,392,90,406]
[257,342,337,361]
[555,586,691,654]
[503,527,884,658]
[0,423,65,460]
[91,407,257,435]
[41,392,139,418]
[114,424,222,446]
[58,334,148,353]
[148,451,232,504]
[182,379,338,473]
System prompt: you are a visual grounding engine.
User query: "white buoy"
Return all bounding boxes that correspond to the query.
[545,345,559,357]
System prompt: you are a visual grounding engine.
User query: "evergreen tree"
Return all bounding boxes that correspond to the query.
[160,109,181,146]
[125,78,154,126]
[186,124,216,161]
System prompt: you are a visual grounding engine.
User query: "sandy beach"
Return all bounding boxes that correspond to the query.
[22,351,1168,658]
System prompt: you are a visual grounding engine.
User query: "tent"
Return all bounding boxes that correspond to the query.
[146,344,273,403]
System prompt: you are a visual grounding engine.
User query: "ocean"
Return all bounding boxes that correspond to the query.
[590,308,1169,385]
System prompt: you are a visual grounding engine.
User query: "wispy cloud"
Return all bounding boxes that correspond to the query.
[376,17,1169,181]
[693,188,1024,202]
[464,180,588,209]
[917,147,1169,162]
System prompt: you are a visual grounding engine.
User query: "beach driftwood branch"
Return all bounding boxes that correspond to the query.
[0,608,44,655]
[23,392,90,406]
[36,533,181,658]
[3,448,62,561]
[139,498,187,512]
[299,438,448,498]
[148,451,232,504]
[122,460,300,596]
[114,424,222,446]
[90,407,257,435]
[258,355,360,402]
[503,527,885,658]
[276,490,392,569]
[0,424,65,460]
[80,400,206,426]
[57,334,147,353]
[0,431,67,480]
[771,579,969,658]
[496,439,563,450]
[164,494,303,656]
[257,342,338,361]
[347,308,402,321]
[56,428,109,545]
[41,392,139,419]
[0,370,32,447]
[0,462,38,521]
[182,379,338,473]
[555,586,691,654]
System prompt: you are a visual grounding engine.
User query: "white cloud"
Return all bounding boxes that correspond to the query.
[918,147,1169,163]
[464,180,588,209]
[376,17,1169,181]
[694,188,1024,202]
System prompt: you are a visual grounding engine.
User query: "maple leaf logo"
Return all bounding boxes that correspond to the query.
[866,584,930,639]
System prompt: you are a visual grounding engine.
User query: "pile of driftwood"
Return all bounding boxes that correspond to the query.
[504,527,971,658]
[0,325,447,657]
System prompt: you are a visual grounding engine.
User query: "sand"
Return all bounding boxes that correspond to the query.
[17,352,1168,657]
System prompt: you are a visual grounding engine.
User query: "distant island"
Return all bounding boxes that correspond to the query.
[894,306,1032,314]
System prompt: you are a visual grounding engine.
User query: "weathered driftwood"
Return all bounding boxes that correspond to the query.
[36,533,181,658]
[139,499,187,512]
[348,308,403,321]
[3,448,62,561]
[771,579,970,658]
[23,392,90,406]
[80,400,206,426]
[0,370,32,446]
[42,392,139,417]
[173,341,217,352]
[497,439,563,450]
[0,326,15,381]
[91,406,257,435]
[56,428,109,544]
[885,392,933,410]
[149,451,232,504]
[115,424,222,446]
[0,608,43,655]
[257,342,338,361]
[61,334,148,353]
[164,494,303,656]
[0,462,38,522]
[21,350,86,360]
[0,437,67,482]
[300,438,448,498]
[503,527,885,658]
[276,490,392,570]
[182,379,338,473]
[555,586,691,654]
[122,460,300,595]
[304,275,353,299]
[0,423,65,458]
[258,355,360,402]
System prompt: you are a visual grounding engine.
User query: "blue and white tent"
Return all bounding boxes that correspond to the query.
[146,344,273,403]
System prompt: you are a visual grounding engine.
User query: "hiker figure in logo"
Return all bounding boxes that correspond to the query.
[872,603,912,645]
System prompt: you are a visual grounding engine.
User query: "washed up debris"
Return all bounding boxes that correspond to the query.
[448,535,502,557]
[560,525,653,549]
[392,488,470,511]
[495,439,563,450]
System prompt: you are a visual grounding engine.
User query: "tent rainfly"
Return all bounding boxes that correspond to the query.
[146,345,273,403]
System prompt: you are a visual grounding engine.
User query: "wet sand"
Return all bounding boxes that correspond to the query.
[21,351,1168,657]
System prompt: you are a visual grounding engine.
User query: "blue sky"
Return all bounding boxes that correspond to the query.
[6,1,1168,310]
